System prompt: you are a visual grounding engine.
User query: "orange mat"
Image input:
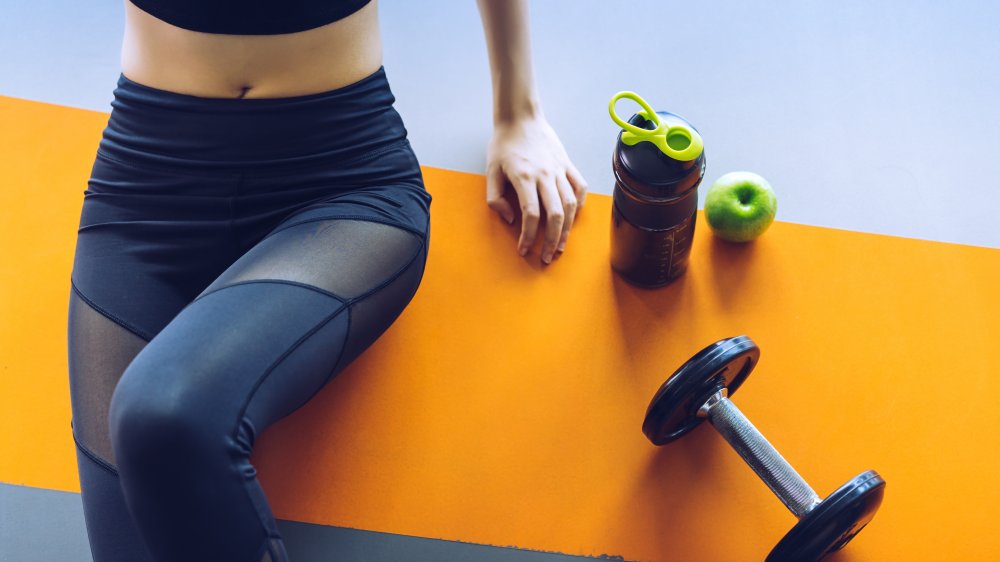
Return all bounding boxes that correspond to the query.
[2,95,999,561]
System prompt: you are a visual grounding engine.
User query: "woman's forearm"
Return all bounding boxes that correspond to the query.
[476,0,541,124]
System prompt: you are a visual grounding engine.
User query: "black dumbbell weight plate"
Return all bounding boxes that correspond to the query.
[642,335,760,445]
[767,470,886,562]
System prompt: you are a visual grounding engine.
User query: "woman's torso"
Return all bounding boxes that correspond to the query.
[120,0,382,99]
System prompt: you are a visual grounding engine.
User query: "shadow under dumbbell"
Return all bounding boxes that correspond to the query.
[611,422,728,557]
[820,548,859,562]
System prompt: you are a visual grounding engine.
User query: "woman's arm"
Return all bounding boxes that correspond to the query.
[476,0,588,264]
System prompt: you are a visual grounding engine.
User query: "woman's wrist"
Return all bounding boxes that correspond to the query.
[493,91,542,125]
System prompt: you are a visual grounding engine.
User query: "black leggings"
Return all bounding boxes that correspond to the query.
[67,67,432,562]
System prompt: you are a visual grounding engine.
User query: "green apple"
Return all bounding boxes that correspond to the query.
[704,171,777,242]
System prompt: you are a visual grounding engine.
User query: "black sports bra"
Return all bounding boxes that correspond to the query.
[129,0,372,35]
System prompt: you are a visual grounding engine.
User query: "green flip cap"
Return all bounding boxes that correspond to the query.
[609,91,704,162]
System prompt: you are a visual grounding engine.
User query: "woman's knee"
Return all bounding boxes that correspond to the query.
[108,359,222,471]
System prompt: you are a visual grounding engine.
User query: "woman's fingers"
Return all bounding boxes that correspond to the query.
[485,165,515,224]
[555,173,578,254]
[566,162,589,209]
[537,173,564,264]
[509,172,540,257]
[496,167,577,263]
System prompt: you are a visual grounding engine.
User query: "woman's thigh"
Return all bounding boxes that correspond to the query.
[106,213,429,561]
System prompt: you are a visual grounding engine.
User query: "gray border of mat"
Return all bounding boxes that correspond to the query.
[0,483,626,561]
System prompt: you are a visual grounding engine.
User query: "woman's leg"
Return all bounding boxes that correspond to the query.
[68,155,238,561]
[70,63,429,561]
[106,210,429,562]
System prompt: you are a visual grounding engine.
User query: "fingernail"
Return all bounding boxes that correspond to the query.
[506,215,514,224]
[543,253,552,264]
[557,242,566,252]
[519,246,528,256]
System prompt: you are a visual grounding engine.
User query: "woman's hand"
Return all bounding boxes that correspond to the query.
[475,0,589,265]
[486,115,588,264]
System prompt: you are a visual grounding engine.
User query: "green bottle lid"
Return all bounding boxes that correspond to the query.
[609,91,704,162]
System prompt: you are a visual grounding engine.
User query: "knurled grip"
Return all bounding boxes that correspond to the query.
[705,396,822,518]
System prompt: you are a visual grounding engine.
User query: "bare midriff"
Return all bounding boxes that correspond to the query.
[120,0,382,99]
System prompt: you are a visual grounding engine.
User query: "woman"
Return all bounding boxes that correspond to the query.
[66,0,588,560]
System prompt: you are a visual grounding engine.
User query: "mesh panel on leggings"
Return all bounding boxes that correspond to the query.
[198,218,423,301]
[198,217,428,389]
[68,287,149,465]
[334,238,428,372]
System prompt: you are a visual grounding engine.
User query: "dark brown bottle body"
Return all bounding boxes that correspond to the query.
[610,111,706,287]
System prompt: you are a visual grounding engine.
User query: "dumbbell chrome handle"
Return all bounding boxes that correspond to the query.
[698,390,822,518]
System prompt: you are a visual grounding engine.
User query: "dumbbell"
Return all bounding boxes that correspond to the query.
[642,335,885,562]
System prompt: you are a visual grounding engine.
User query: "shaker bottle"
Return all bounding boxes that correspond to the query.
[608,91,706,287]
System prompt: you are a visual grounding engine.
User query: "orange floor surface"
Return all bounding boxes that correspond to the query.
[2,95,999,561]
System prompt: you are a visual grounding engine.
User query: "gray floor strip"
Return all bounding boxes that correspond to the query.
[0,484,89,562]
[0,483,624,561]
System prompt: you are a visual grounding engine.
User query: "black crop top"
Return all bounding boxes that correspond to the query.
[129,0,372,35]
